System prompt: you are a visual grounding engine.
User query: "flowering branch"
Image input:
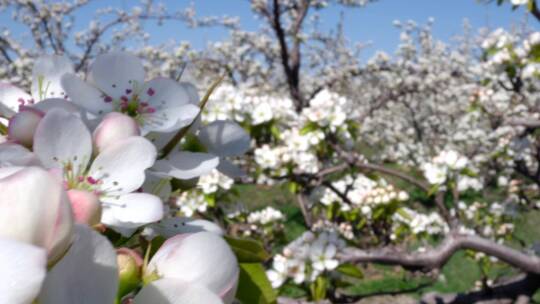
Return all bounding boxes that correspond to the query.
[341,232,540,274]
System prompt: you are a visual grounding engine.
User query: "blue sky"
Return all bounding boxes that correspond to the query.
[2,0,539,59]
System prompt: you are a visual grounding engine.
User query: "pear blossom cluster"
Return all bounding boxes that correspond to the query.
[421,149,469,185]
[247,206,285,225]
[392,207,449,237]
[0,52,245,304]
[319,174,409,214]
[266,231,346,288]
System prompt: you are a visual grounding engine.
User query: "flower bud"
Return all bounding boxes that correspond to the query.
[66,189,102,226]
[8,107,44,148]
[117,248,143,299]
[93,112,140,153]
[146,232,239,303]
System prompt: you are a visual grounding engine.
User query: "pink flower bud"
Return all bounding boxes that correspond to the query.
[93,112,140,153]
[7,107,44,148]
[66,189,102,226]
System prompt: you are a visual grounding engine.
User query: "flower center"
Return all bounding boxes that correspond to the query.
[60,158,103,195]
[101,86,157,121]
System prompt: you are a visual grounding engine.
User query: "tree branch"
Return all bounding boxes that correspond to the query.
[341,232,540,274]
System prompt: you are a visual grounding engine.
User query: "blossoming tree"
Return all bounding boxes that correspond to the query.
[1,0,540,303]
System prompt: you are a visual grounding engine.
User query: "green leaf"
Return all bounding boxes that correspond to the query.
[181,134,208,153]
[337,263,364,279]
[225,236,271,263]
[309,276,327,301]
[300,122,319,135]
[236,263,277,304]
[427,184,439,197]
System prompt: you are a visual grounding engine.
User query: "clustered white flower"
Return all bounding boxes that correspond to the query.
[266,231,345,288]
[422,150,469,185]
[319,174,409,215]
[247,206,285,225]
[392,207,449,237]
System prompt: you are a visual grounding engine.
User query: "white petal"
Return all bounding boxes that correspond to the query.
[134,279,223,304]
[101,192,163,229]
[90,52,145,99]
[31,55,73,100]
[217,159,245,178]
[0,83,32,117]
[33,108,92,170]
[150,217,223,238]
[151,152,219,180]
[0,238,47,304]
[142,173,172,202]
[142,104,199,134]
[39,225,118,304]
[8,107,43,148]
[61,73,113,115]
[32,97,81,114]
[89,136,157,195]
[147,232,239,296]
[179,82,200,105]
[140,78,199,133]
[198,120,250,157]
[145,130,175,150]
[0,166,72,255]
[0,143,41,167]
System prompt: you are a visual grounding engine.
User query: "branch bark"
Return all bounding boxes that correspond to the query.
[341,232,540,274]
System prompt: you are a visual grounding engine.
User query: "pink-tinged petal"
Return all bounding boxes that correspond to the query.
[217,159,246,178]
[31,55,74,100]
[147,232,239,298]
[89,136,156,195]
[8,107,44,148]
[0,143,41,167]
[0,238,47,304]
[47,191,74,264]
[90,52,145,99]
[0,83,32,117]
[0,166,73,257]
[61,73,113,116]
[94,112,140,153]
[134,279,223,304]
[67,190,102,226]
[198,120,250,157]
[101,193,163,230]
[33,108,92,170]
[151,152,219,180]
[149,217,223,238]
[39,225,118,304]
[32,98,81,114]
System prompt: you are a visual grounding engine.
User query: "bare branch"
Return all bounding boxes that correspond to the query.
[341,232,540,275]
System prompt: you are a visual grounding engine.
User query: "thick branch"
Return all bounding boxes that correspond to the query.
[341,232,540,274]
[422,273,540,304]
